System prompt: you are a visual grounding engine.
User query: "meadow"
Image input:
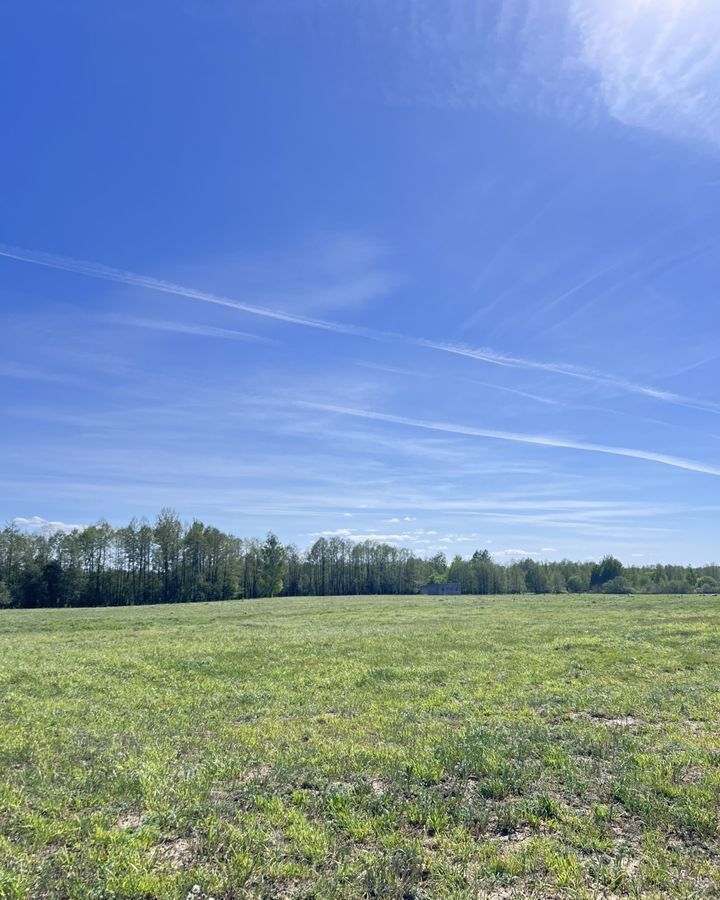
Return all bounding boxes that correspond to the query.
[0,594,718,899]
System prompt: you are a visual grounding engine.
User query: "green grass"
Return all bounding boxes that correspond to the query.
[1,594,719,899]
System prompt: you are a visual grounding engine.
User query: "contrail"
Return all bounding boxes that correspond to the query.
[422,341,720,414]
[0,244,379,337]
[1,242,718,415]
[298,402,720,478]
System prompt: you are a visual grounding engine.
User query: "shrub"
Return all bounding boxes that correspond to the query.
[600,576,633,595]
[566,574,588,593]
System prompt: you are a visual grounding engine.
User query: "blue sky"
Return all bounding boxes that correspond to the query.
[2,0,720,564]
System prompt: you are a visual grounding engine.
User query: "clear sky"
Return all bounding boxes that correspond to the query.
[2,0,720,565]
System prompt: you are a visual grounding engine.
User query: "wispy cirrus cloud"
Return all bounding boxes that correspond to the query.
[109,316,274,343]
[2,244,718,416]
[240,232,398,314]
[345,0,720,149]
[373,0,582,117]
[0,361,84,386]
[298,401,720,478]
[573,0,720,147]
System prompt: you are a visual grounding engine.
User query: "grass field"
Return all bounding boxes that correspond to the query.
[0,594,719,899]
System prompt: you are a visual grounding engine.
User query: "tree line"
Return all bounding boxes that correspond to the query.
[1,509,718,609]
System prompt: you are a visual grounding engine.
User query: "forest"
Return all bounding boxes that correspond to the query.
[1,509,718,609]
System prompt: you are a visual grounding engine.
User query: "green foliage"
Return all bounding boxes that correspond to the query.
[258,533,287,598]
[696,578,718,594]
[600,575,634,594]
[591,555,624,588]
[1,517,719,608]
[566,573,588,593]
[0,594,718,897]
